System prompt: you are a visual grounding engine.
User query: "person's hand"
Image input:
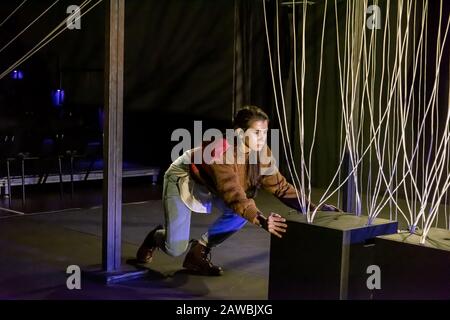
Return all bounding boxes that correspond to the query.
[319,204,343,212]
[267,212,288,238]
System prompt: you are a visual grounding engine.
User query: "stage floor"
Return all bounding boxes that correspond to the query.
[0,190,293,300]
[0,180,448,300]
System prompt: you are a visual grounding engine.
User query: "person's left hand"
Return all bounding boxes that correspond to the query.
[267,213,288,238]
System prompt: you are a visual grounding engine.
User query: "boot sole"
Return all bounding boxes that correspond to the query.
[183,262,223,276]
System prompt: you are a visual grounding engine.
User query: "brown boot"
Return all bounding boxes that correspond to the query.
[182,240,223,276]
[136,225,163,264]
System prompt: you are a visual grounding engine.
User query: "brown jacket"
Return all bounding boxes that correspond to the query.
[189,138,309,223]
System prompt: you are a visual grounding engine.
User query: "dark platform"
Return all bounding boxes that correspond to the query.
[268,212,398,300]
[373,228,450,300]
[0,160,160,198]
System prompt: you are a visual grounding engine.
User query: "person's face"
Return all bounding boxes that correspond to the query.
[244,120,268,152]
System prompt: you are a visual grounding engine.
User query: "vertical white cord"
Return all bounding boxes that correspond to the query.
[262,0,306,213]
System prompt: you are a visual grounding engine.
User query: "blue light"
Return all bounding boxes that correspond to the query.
[51,89,65,107]
[98,108,104,130]
[11,70,24,80]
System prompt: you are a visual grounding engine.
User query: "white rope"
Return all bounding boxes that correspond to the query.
[0,0,92,80]
[0,0,61,55]
[231,0,238,121]
[262,0,306,213]
[348,0,366,216]
[0,0,28,27]
[400,0,414,220]
[368,0,450,233]
[368,0,444,232]
[410,6,450,230]
[307,0,327,218]
[361,0,376,216]
[300,0,311,214]
[363,0,410,224]
[429,0,445,230]
[276,0,308,210]
[446,66,450,230]
[385,0,394,221]
[368,0,428,225]
[314,0,417,221]
[433,1,444,224]
[276,0,310,210]
[337,109,344,209]
[346,0,363,216]
[313,0,365,220]
[411,0,418,224]
[421,92,450,235]
[422,167,450,242]
[291,0,304,209]
[447,125,450,229]
[421,0,442,224]
[262,0,450,234]
[0,0,102,81]
[314,0,360,217]
[371,0,417,222]
[421,0,428,230]
[291,0,308,211]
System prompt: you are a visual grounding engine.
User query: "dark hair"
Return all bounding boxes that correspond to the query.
[233,106,269,197]
[233,105,269,130]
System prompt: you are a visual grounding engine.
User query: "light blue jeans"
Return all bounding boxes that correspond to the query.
[160,173,247,257]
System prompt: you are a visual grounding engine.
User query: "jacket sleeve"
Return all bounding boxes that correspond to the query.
[260,170,314,212]
[208,162,261,223]
[259,146,314,212]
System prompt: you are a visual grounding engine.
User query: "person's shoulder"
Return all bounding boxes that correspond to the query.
[202,136,232,164]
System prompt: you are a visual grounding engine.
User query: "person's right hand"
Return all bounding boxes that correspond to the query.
[267,212,288,238]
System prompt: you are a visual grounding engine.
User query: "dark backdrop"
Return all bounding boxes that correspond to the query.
[0,0,240,170]
[1,0,449,192]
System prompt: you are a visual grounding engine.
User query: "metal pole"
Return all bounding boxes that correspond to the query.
[342,151,356,213]
[103,0,125,272]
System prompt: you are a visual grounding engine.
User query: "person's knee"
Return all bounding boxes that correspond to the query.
[164,240,189,257]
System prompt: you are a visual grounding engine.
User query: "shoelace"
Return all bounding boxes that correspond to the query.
[189,239,216,267]
[202,247,214,266]
[206,251,213,265]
